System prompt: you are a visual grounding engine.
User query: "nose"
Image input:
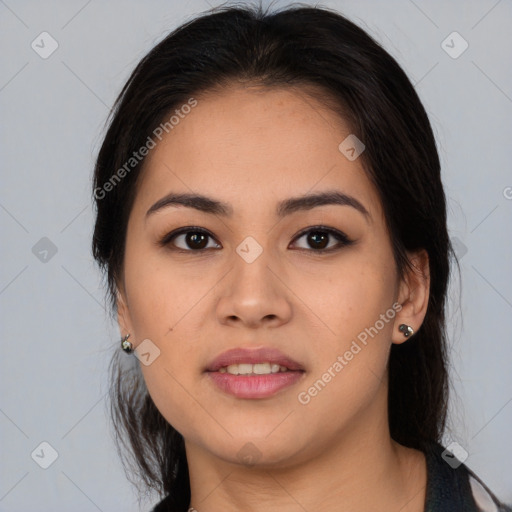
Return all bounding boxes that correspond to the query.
[215,245,293,330]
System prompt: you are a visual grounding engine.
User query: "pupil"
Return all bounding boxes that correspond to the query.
[309,231,328,249]
[188,232,207,249]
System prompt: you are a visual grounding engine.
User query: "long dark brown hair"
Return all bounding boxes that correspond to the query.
[92,3,457,510]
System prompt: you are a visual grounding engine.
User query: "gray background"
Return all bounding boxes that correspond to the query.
[1,0,511,510]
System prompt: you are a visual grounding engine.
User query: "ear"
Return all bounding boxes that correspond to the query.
[392,249,430,345]
[116,283,134,340]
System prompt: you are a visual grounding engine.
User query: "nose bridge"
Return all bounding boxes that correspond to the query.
[231,234,275,299]
[216,234,291,327]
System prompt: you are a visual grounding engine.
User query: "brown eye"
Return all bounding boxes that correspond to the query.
[182,232,209,249]
[159,227,221,251]
[291,226,353,252]
[306,231,329,249]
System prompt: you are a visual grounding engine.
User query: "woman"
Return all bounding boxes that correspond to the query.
[91,3,511,511]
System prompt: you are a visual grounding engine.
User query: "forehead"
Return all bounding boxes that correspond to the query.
[134,85,383,222]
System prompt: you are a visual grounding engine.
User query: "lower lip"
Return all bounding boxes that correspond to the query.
[206,371,304,399]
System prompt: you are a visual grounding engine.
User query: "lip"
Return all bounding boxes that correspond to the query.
[207,372,304,399]
[205,347,305,399]
[205,347,304,372]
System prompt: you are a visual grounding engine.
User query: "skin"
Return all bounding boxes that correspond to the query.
[117,84,431,512]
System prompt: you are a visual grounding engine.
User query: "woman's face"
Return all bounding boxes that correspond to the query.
[117,85,426,467]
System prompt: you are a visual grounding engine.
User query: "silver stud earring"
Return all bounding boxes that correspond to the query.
[398,324,414,338]
[121,334,133,353]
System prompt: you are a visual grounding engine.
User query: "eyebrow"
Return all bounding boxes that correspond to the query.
[146,190,371,222]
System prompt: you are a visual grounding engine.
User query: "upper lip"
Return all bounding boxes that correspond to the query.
[206,347,305,372]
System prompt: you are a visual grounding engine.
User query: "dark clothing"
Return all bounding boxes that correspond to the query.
[422,441,511,511]
[152,441,512,511]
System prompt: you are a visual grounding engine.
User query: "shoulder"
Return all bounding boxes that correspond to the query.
[423,441,512,512]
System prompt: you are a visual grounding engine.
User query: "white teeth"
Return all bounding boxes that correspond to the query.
[227,364,239,375]
[253,363,271,374]
[218,362,289,375]
[238,363,253,375]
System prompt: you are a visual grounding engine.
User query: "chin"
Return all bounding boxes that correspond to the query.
[198,431,310,469]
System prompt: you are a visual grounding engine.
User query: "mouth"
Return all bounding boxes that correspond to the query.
[216,362,293,375]
[206,346,304,372]
[205,347,305,399]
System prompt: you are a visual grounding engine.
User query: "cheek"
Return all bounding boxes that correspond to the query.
[292,249,397,344]
[122,244,215,434]
[140,364,217,450]
[291,251,397,407]
[123,242,199,339]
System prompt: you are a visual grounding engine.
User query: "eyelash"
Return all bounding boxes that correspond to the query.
[157,225,354,254]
